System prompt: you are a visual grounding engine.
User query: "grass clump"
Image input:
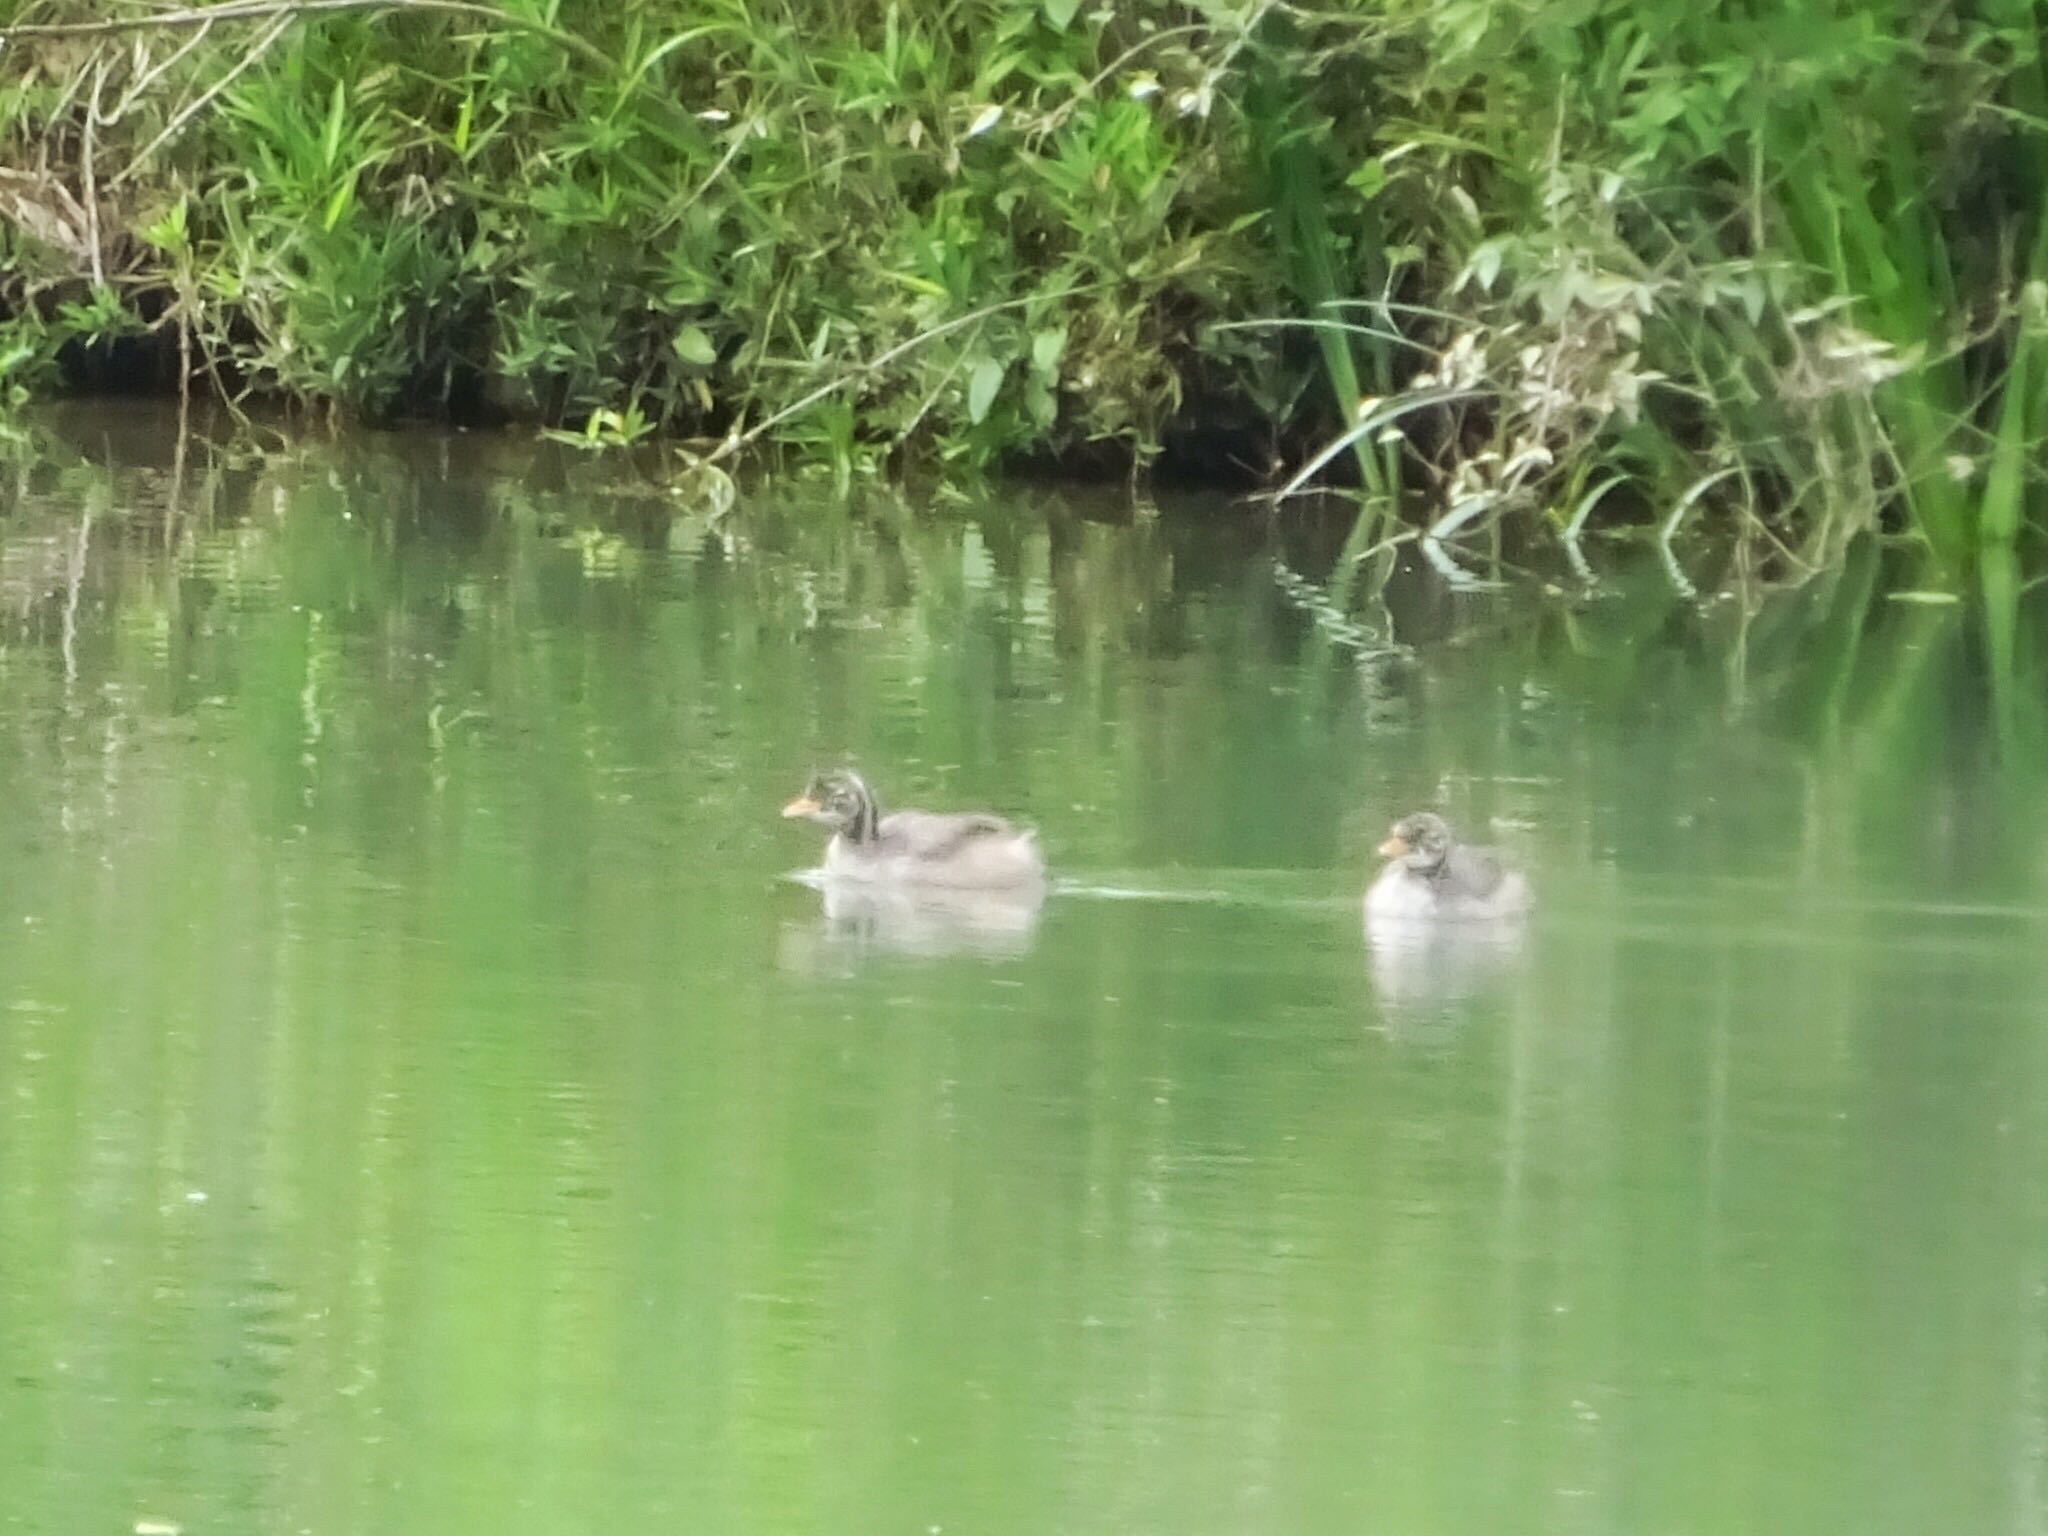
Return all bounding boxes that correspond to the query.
[1,0,1301,481]
[2,0,2048,579]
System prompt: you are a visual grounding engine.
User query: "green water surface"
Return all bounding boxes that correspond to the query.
[2,408,2046,1536]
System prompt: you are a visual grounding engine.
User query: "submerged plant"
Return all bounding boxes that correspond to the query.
[544,405,658,452]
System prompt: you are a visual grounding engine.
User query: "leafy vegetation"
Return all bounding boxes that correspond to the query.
[3,0,2048,579]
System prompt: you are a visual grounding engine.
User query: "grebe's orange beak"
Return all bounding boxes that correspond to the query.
[781,795,821,819]
[1377,834,1409,859]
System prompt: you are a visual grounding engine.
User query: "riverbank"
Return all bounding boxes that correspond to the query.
[5,1,2048,573]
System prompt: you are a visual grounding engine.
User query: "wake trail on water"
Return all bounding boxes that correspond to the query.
[788,869,2048,927]
[784,866,1352,915]
[1051,878,1349,914]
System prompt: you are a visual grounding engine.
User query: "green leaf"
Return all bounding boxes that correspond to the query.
[672,323,717,365]
[967,355,1005,424]
[1464,239,1506,294]
[322,174,356,232]
[1030,327,1067,376]
[142,197,189,255]
[1346,158,1389,200]
[1735,274,1766,325]
[322,79,347,172]
[1043,0,1082,29]
[1636,85,1687,127]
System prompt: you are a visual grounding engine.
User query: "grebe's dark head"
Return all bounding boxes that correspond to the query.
[781,769,881,842]
[1378,811,1453,873]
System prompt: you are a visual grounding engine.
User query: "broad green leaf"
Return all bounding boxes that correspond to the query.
[967,356,1004,424]
[1346,158,1388,200]
[1043,0,1082,29]
[1464,239,1505,294]
[672,324,717,365]
[1030,327,1067,375]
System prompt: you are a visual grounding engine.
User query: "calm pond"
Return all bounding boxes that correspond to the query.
[2,405,2046,1536]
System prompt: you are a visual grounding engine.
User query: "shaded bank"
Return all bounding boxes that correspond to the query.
[6,2,2048,573]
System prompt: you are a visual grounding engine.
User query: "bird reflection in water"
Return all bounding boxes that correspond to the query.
[1363,909,1527,1029]
[779,875,1046,970]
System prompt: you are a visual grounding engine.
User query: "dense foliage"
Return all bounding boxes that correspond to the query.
[4,0,2048,570]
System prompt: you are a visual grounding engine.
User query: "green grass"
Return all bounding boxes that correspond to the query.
[1,0,2048,596]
